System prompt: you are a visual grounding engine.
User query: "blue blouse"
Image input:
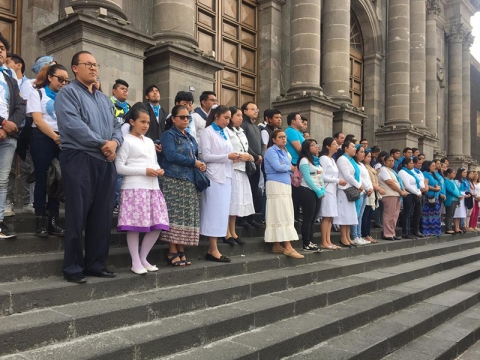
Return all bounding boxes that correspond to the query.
[423,171,441,199]
[264,145,292,185]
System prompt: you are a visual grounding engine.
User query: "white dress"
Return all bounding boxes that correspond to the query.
[319,155,339,218]
[225,127,255,217]
[454,180,467,219]
[334,156,360,225]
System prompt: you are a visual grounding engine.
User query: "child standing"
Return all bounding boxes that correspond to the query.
[115,104,170,274]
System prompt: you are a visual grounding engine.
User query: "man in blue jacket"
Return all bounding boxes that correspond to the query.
[55,51,123,283]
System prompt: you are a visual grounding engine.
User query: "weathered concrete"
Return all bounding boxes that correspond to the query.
[463,32,473,158]
[152,0,197,47]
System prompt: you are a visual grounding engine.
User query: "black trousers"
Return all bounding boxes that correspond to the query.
[411,195,423,234]
[60,149,116,276]
[402,194,418,235]
[299,187,321,246]
[247,166,261,214]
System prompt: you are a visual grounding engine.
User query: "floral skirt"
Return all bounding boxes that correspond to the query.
[117,188,170,232]
[160,177,201,246]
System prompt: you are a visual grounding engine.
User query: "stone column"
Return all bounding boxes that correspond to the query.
[409,0,426,130]
[286,0,322,96]
[425,0,441,136]
[321,0,351,103]
[447,24,465,157]
[258,0,287,112]
[463,31,473,157]
[385,0,410,126]
[70,0,127,19]
[152,0,197,47]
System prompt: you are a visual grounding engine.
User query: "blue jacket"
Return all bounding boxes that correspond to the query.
[424,171,441,199]
[160,126,198,184]
[264,145,292,185]
[444,178,460,206]
[55,80,123,161]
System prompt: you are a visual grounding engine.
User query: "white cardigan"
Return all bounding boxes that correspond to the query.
[359,163,373,192]
[200,125,234,184]
[337,155,362,190]
[115,134,160,190]
[320,155,339,195]
[399,169,421,196]
[225,126,248,172]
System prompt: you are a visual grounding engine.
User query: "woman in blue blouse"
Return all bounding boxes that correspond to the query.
[443,168,461,234]
[453,167,471,233]
[264,129,303,259]
[420,161,443,236]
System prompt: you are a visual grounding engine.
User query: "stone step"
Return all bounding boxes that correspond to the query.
[381,302,480,360]
[0,230,477,283]
[1,235,479,316]
[455,338,480,360]
[166,273,480,360]
[1,243,479,358]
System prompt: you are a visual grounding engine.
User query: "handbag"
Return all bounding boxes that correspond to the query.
[193,168,210,192]
[465,192,474,210]
[291,166,302,187]
[344,186,360,202]
[235,131,256,176]
[426,195,436,208]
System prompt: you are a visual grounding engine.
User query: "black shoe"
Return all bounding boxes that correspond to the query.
[248,220,263,228]
[374,224,383,229]
[113,204,119,214]
[48,216,65,236]
[237,219,252,228]
[84,269,116,278]
[35,216,49,238]
[0,221,16,239]
[223,237,236,246]
[413,232,425,238]
[402,234,416,240]
[205,253,231,263]
[338,242,352,248]
[393,236,402,240]
[382,236,394,241]
[64,273,87,284]
[303,242,319,251]
[233,237,245,244]
[295,218,303,223]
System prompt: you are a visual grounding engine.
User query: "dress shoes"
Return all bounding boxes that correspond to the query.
[382,236,395,241]
[393,236,402,240]
[237,219,252,228]
[205,253,231,263]
[64,273,87,284]
[234,237,245,244]
[131,267,148,275]
[144,265,158,272]
[84,269,117,278]
[223,237,236,246]
[413,232,425,238]
[283,249,305,259]
[402,234,417,240]
[248,220,263,228]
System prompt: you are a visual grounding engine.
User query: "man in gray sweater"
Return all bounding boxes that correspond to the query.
[55,51,123,283]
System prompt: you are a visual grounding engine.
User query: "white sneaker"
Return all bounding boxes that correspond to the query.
[3,203,14,217]
[353,237,364,245]
[22,203,34,214]
[359,237,371,244]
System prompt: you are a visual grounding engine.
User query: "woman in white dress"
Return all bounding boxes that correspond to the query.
[319,137,345,250]
[224,106,255,245]
[200,105,242,262]
[335,141,364,248]
[453,167,471,233]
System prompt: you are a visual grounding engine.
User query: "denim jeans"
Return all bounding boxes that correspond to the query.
[0,137,17,221]
[351,194,367,239]
[30,129,60,216]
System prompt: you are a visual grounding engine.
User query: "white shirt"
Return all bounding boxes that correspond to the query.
[320,155,339,195]
[26,88,58,131]
[0,72,10,119]
[115,134,160,190]
[261,128,269,147]
[378,167,400,197]
[336,156,362,190]
[192,108,209,145]
[226,126,248,172]
[299,157,323,190]
[399,169,421,195]
[359,163,373,192]
[21,79,34,103]
[200,125,234,183]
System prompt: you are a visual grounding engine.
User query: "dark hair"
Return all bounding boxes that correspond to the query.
[113,79,129,89]
[421,161,438,180]
[287,112,300,125]
[345,134,356,143]
[263,108,271,121]
[0,33,10,52]
[123,102,149,131]
[270,129,285,142]
[383,154,394,165]
[360,139,368,143]
[298,139,317,166]
[454,167,466,181]
[6,53,25,74]
[412,147,419,153]
[440,157,449,164]
[319,137,335,156]
[240,101,255,113]
[333,132,343,139]
[200,90,216,104]
[376,151,389,166]
[340,141,353,155]
[362,149,372,165]
[412,156,420,164]
[418,153,425,158]
[174,90,194,104]
[228,106,242,129]
[266,108,281,120]
[353,144,364,163]
[34,64,68,89]
[206,105,230,127]
[398,157,412,171]
[144,84,159,96]
[167,105,189,131]
[390,148,400,155]
[71,51,92,67]
[444,168,455,176]
[371,145,381,153]
[301,116,308,122]
[402,147,412,154]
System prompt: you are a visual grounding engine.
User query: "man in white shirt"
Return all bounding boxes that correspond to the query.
[192,90,216,145]
[411,156,427,238]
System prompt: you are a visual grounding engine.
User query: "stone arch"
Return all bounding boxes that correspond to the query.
[350,0,384,142]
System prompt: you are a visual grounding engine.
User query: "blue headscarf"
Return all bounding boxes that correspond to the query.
[31,56,55,75]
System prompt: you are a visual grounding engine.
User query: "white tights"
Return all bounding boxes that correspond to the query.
[126,230,160,270]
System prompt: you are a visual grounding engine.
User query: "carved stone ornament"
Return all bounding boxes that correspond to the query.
[436,62,445,88]
[463,31,475,47]
[426,0,442,16]
[447,23,468,42]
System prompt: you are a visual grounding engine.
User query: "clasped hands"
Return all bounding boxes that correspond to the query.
[146,168,165,177]
[0,120,18,141]
[101,140,118,161]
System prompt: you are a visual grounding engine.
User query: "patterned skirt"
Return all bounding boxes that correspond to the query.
[160,176,201,246]
[117,189,170,232]
[421,198,442,236]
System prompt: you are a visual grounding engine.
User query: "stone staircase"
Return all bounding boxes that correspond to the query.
[1,212,480,360]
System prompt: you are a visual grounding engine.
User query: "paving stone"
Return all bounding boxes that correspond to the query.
[274,285,327,315]
[457,339,480,360]
[163,340,258,360]
[285,343,355,360]
[381,349,433,360]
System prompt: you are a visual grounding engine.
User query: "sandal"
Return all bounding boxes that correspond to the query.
[167,252,185,266]
[178,252,191,265]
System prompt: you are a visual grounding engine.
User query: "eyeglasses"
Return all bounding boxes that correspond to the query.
[248,108,259,112]
[51,75,70,84]
[175,115,190,120]
[276,136,286,139]
[310,144,319,148]
[77,62,100,69]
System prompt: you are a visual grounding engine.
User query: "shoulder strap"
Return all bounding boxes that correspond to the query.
[37,89,42,100]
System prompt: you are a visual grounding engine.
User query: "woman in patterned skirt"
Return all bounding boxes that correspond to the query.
[421,161,444,237]
[160,105,207,266]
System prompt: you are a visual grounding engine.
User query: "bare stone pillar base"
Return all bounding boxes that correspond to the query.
[272,96,339,142]
[447,157,471,170]
[144,44,224,110]
[418,134,438,159]
[332,107,366,140]
[375,128,424,155]
[38,13,154,103]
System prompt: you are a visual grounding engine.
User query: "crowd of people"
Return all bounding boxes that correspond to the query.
[1,33,479,284]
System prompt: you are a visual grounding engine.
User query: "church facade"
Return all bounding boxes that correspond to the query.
[9,0,480,165]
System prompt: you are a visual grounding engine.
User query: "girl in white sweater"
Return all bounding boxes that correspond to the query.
[115,104,170,274]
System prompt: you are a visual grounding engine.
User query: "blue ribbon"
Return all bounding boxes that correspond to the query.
[211,121,227,140]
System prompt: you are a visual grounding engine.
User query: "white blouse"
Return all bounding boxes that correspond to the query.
[399,169,421,196]
[225,126,248,172]
[337,156,362,190]
[320,155,339,195]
